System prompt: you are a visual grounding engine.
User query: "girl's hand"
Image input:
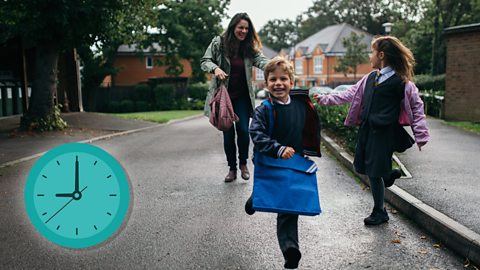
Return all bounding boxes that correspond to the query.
[313,93,321,103]
[214,67,228,80]
[281,147,295,159]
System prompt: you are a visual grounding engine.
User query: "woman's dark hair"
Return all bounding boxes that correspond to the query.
[222,12,262,58]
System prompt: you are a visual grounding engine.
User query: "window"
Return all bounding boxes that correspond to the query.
[146,56,153,69]
[295,59,303,75]
[314,56,323,74]
[255,67,264,80]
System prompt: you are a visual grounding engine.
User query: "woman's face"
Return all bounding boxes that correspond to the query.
[234,19,249,41]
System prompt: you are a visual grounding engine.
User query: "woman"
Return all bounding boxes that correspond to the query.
[314,36,429,225]
[201,13,269,182]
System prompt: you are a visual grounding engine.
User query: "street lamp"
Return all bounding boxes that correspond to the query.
[382,22,394,34]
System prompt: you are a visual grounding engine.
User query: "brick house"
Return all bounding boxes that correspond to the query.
[252,45,278,90]
[103,43,192,87]
[282,23,374,88]
[444,23,480,121]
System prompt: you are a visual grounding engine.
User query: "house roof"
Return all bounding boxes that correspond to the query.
[444,23,480,34]
[117,43,164,54]
[261,45,278,58]
[294,23,373,56]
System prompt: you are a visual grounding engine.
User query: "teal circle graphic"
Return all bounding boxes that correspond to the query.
[24,143,131,248]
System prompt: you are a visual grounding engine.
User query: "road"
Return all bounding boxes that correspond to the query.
[0,117,467,269]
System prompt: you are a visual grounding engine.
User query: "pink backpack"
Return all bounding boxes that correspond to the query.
[209,84,239,131]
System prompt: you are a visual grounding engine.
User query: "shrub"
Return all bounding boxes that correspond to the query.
[134,83,152,102]
[154,84,176,110]
[135,101,153,112]
[187,83,209,101]
[420,90,444,118]
[120,100,135,113]
[108,101,121,113]
[414,74,445,91]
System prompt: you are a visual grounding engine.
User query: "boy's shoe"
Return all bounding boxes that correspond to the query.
[384,169,402,187]
[224,170,237,182]
[239,164,250,180]
[364,207,389,226]
[245,196,255,215]
[283,247,301,269]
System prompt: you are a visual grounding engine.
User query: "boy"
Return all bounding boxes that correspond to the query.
[246,56,321,269]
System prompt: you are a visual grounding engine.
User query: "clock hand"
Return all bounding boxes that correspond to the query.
[75,156,79,193]
[55,193,74,197]
[46,186,87,224]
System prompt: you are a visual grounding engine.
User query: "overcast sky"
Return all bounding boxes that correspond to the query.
[222,0,315,31]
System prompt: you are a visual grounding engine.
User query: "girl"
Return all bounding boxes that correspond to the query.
[314,36,429,225]
[201,13,269,183]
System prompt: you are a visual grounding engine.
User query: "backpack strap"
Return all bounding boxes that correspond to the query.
[261,99,275,137]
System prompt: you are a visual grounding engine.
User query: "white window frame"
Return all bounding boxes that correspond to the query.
[295,59,303,75]
[255,67,264,81]
[314,56,323,74]
[146,56,153,69]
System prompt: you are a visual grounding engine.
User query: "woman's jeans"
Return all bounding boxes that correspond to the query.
[223,95,251,170]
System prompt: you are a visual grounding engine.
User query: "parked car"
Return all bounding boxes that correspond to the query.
[308,86,333,97]
[256,89,268,99]
[332,84,354,93]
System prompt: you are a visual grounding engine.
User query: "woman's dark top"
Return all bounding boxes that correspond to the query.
[227,56,249,100]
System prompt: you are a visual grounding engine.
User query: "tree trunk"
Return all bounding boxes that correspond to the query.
[21,43,59,129]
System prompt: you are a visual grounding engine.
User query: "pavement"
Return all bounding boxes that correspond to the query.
[0,111,479,268]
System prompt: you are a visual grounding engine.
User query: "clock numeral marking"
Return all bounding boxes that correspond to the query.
[42,212,47,216]
[37,194,45,197]
[76,228,78,236]
[42,175,47,179]
[109,194,117,197]
[94,225,98,230]
[56,225,60,230]
[106,175,112,179]
[107,212,112,216]
[94,160,98,166]
[56,160,60,166]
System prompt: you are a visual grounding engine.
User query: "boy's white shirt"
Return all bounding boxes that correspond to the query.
[271,95,291,105]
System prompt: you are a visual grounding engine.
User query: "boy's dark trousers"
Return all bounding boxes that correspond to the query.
[277,214,299,254]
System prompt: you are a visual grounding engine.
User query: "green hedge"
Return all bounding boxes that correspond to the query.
[420,90,444,118]
[154,84,176,110]
[314,102,358,153]
[187,83,209,101]
[414,74,445,91]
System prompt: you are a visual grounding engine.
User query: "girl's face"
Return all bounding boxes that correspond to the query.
[234,19,249,41]
[370,47,384,69]
[266,67,294,103]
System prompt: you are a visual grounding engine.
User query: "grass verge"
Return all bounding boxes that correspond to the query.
[108,110,202,124]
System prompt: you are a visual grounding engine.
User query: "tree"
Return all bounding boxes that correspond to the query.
[147,0,230,82]
[0,0,158,130]
[334,32,369,80]
[258,19,300,52]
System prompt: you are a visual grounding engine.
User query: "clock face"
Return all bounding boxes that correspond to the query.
[24,143,131,248]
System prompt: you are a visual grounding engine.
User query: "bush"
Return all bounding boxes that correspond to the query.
[315,102,358,153]
[414,74,445,91]
[120,100,135,113]
[108,101,121,113]
[134,83,152,102]
[154,84,176,110]
[187,83,209,101]
[420,90,444,118]
[135,101,153,112]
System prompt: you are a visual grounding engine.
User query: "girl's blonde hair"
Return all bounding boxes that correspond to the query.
[371,36,415,82]
[264,56,295,82]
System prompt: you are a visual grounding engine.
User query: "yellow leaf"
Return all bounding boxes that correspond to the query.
[433,243,441,248]
[463,258,470,267]
[391,239,401,244]
[418,249,428,254]
[420,236,427,239]
[391,209,398,214]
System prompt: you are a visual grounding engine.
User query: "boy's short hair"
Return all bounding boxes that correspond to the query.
[264,56,295,82]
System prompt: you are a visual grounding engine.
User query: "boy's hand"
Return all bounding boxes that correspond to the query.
[281,147,295,159]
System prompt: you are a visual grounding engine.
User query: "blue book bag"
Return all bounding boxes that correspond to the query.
[252,100,322,216]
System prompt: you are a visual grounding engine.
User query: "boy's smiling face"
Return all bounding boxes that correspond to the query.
[266,67,294,103]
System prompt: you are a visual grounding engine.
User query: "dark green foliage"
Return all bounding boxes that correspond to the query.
[120,100,135,113]
[108,101,121,113]
[187,83,209,101]
[414,74,445,91]
[314,102,358,153]
[134,84,152,102]
[154,84,176,111]
[134,101,152,112]
[420,90,444,118]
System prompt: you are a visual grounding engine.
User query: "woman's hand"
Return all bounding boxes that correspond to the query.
[214,67,228,80]
[281,147,295,159]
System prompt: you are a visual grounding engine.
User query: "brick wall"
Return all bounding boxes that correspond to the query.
[445,30,480,121]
